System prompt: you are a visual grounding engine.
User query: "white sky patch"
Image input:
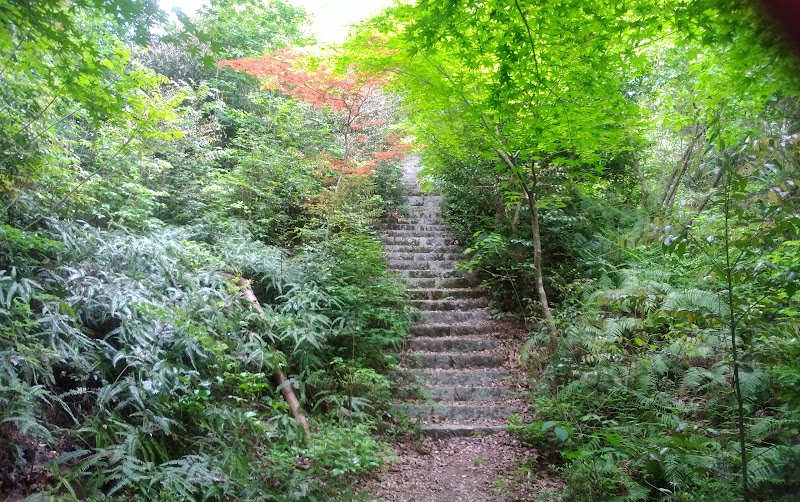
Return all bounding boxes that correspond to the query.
[157,0,394,44]
[292,0,394,44]
[159,0,205,16]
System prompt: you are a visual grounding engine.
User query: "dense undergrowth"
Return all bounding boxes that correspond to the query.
[1,1,410,499]
[345,0,800,500]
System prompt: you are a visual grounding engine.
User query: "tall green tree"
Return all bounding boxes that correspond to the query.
[348,0,663,350]
[191,0,311,59]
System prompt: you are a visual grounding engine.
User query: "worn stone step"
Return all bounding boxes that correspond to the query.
[421,423,507,438]
[409,323,494,337]
[406,337,500,352]
[402,277,476,288]
[406,195,443,203]
[405,206,444,213]
[382,224,449,231]
[409,298,489,311]
[394,269,463,279]
[398,277,435,288]
[398,219,446,226]
[387,256,462,263]
[388,260,458,271]
[382,245,462,253]
[387,252,464,261]
[416,309,490,323]
[394,385,513,402]
[406,198,443,204]
[382,237,457,246]
[385,213,445,220]
[392,369,517,386]
[404,214,445,221]
[406,288,485,300]
[406,205,442,211]
[383,230,451,237]
[405,204,442,212]
[392,402,521,421]
[399,351,504,369]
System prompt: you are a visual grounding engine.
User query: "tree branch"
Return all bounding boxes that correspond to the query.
[228,274,312,445]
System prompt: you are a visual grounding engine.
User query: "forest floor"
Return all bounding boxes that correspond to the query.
[357,431,563,501]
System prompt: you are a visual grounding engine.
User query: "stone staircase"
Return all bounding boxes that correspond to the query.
[382,158,523,438]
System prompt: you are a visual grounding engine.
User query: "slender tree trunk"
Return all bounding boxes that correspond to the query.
[678,159,728,235]
[496,149,559,354]
[335,130,350,194]
[722,175,749,500]
[229,275,312,445]
[661,126,705,210]
[511,203,521,233]
[695,163,726,214]
[495,193,506,228]
[325,131,349,239]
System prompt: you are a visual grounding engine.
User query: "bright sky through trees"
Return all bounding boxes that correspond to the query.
[159,0,394,43]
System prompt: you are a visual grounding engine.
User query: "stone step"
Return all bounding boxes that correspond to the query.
[405,205,442,212]
[416,309,490,323]
[382,224,449,231]
[393,218,446,225]
[382,245,462,253]
[399,351,504,369]
[392,369,517,386]
[406,195,443,204]
[409,323,495,337]
[421,423,507,438]
[386,252,465,261]
[409,298,489,311]
[392,402,521,421]
[383,230,451,237]
[403,213,444,219]
[381,237,457,246]
[402,268,471,278]
[405,337,500,352]
[394,385,513,401]
[394,269,462,279]
[406,205,445,211]
[388,210,443,217]
[407,288,485,300]
[388,260,458,270]
[402,277,476,288]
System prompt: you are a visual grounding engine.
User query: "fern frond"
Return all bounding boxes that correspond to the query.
[662,288,729,319]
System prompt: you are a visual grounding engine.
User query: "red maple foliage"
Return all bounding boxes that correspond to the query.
[220,48,408,180]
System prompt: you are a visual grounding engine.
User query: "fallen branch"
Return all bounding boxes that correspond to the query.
[224,273,312,445]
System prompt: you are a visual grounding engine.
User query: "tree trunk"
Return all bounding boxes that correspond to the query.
[511,203,521,234]
[695,163,726,214]
[495,192,506,229]
[661,126,705,211]
[228,275,312,445]
[496,149,559,354]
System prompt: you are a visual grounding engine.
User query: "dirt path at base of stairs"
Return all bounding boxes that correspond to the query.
[359,432,563,502]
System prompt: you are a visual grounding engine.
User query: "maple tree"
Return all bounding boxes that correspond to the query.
[220,48,408,189]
